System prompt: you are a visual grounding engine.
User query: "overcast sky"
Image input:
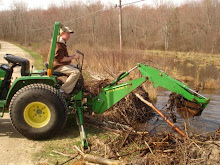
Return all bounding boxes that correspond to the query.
[0,0,197,11]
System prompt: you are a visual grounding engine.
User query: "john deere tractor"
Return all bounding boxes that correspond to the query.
[0,22,210,149]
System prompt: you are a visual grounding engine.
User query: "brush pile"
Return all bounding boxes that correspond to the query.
[82,79,219,165]
[167,92,204,119]
[81,127,219,165]
[84,79,155,125]
[129,129,220,165]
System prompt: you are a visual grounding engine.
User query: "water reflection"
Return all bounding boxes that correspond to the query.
[135,89,220,135]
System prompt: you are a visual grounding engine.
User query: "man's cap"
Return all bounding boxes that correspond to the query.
[60,26,74,34]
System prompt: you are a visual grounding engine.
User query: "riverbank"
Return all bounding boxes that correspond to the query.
[2,41,218,164]
[12,42,220,90]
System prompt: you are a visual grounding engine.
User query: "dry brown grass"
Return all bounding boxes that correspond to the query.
[20,42,219,89]
[204,78,220,89]
[142,83,157,102]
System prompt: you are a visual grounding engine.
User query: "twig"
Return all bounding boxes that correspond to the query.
[192,142,201,150]
[192,139,220,147]
[152,142,169,145]
[91,124,121,134]
[104,145,107,158]
[163,149,175,153]
[118,129,133,150]
[74,145,85,156]
[136,131,149,135]
[184,121,189,137]
[135,93,186,137]
[104,120,133,131]
[52,150,72,157]
[109,145,153,159]
[194,132,211,136]
[145,141,154,154]
[59,153,80,165]
[74,145,121,165]
[117,109,131,126]
[148,124,161,134]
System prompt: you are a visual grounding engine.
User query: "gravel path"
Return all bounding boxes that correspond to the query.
[0,41,40,165]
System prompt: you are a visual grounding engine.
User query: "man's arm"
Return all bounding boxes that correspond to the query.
[60,54,79,62]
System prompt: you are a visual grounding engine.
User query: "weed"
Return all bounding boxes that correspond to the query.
[204,78,220,89]
[142,83,157,102]
[12,42,220,89]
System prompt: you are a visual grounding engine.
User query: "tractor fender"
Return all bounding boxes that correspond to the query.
[6,76,57,107]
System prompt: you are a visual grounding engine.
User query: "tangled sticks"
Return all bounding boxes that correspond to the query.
[168,93,203,119]
[84,79,155,125]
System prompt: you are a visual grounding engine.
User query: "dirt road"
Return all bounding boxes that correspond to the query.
[0,41,40,165]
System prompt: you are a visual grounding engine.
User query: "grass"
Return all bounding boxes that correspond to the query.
[204,78,220,89]
[15,41,219,89]
[142,83,157,102]
[144,49,220,70]
[33,115,118,165]
[13,43,45,70]
[33,115,81,164]
[0,43,1,49]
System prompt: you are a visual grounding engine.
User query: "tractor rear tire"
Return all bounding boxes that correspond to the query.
[9,83,68,140]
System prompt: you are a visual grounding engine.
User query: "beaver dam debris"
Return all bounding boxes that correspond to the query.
[84,79,155,125]
[71,79,220,165]
[135,94,186,137]
[168,92,204,119]
[67,129,220,165]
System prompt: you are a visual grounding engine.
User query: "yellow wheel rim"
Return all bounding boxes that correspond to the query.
[23,102,51,128]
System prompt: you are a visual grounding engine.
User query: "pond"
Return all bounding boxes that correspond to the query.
[135,89,220,135]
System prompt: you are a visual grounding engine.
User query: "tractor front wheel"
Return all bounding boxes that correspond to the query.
[9,83,67,140]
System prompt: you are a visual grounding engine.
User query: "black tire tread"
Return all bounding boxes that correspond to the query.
[9,83,68,140]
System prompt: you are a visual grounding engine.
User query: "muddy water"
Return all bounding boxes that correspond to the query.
[136,89,220,135]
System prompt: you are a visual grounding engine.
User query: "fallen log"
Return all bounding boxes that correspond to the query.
[135,93,186,137]
[74,145,122,165]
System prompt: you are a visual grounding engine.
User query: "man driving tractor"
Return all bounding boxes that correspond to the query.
[53,26,80,96]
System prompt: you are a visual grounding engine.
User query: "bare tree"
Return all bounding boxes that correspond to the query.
[0,0,219,53]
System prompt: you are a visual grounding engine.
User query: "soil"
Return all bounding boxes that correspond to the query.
[0,41,39,165]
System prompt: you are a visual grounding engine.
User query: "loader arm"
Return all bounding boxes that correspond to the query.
[92,63,210,114]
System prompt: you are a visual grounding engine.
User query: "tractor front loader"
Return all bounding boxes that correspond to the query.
[0,22,210,149]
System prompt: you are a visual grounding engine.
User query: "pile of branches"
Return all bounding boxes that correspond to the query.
[84,79,155,125]
[129,128,220,165]
[84,126,220,165]
[83,79,219,165]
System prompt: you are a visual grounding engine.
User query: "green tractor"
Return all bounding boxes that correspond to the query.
[0,22,210,149]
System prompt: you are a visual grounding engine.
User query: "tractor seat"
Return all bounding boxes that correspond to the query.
[44,62,67,77]
[4,54,30,76]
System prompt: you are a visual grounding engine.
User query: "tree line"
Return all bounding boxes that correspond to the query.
[0,0,219,54]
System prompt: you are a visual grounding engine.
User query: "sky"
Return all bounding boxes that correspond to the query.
[0,0,197,11]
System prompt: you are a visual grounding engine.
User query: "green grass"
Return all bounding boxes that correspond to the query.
[13,43,45,69]
[32,115,118,164]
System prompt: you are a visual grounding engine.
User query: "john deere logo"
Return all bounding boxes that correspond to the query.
[107,86,127,93]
